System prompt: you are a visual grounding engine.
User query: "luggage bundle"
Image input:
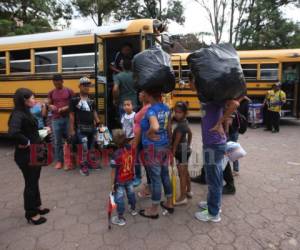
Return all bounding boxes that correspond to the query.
[187,43,247,103]
[133,46,175,93]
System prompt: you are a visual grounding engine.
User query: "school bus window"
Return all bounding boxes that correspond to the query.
[173,65,179,79]
[0,52,5,75]
[62,44,94,72]
[35,48,58,73]
[181,65,190,82]
[241,64,257,81]
[260,63,278,81]
[10,49,30,73]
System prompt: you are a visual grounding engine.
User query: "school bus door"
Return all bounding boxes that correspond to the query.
[94,34,107,125]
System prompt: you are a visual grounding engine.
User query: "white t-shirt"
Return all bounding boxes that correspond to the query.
[121,112,136,139]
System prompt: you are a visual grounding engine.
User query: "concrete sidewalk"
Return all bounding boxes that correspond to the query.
[0,122,299,250]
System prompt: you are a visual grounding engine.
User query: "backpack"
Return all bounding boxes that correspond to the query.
[236,112,248,134]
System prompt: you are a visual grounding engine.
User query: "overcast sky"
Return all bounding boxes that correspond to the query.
[70,0,300,43]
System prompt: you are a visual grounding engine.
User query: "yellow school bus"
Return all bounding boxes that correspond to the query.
[0,19,170,134]
[171,49,300,118]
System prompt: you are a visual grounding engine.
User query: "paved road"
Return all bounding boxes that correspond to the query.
[0,120,300,250]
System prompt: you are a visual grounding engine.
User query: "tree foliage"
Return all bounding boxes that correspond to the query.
[237,0,300,49]
[72,0,119,26]
[194,0,300,49]
[194,0,228,44]
[171,33,208,51]
[0,0,72,36]
[114,0,185,25]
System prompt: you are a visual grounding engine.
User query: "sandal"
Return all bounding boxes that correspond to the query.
[139,209,159,219]
[160,201,174,214]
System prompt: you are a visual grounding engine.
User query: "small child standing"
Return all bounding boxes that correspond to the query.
[121,100,136,141]
[110,129,137,226]
[172,102,193,206]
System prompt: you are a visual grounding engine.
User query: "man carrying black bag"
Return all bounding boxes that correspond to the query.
[187,44,247,223]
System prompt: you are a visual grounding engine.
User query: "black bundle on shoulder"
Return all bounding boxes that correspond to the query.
[187,43,247,103]
[133,46,175,93]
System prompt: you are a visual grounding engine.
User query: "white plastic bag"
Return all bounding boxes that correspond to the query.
[226,141,247,162]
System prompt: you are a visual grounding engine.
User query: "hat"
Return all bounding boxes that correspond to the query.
[79,76,93,86]
[275,82,281,87]
[52,74,63,81]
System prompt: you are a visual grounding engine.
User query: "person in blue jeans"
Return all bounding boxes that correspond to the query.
[48,74,74,170]
[69,77,100,176]
[110,129,137,226]
[195,99,241,223]
[139,90,174,219]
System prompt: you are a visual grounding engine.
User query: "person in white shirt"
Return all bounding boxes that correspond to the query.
[121,100,136,142]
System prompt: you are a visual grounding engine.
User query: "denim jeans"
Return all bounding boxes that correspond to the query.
[144,145,172,205]
[114,181,136,216]
[203,144,226,216]
[228,131,239,172]
[134,143,143,179]
[76,129,94,167]
[52,117,69,163]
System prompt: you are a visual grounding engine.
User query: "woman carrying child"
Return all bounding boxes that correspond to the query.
[172,102,193,206]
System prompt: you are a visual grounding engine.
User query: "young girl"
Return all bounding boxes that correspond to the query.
[172,102,193,206]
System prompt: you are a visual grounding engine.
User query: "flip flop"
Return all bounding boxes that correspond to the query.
[139,209,159,219]
[160,201,174,214]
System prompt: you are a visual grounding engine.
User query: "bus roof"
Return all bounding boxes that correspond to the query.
[238,49,300,60]
[172,49,300,62]
[0,19,154,48]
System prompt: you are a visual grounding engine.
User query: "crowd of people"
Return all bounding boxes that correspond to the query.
[8,43,250,227]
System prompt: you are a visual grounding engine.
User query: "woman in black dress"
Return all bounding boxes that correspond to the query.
[8,88,49,225]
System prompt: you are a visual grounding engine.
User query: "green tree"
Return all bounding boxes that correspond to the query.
[171,33,209,51]
[114,0,185,25]
[72,0,119,26]
[237,0,299,49]
[0,0,73,36]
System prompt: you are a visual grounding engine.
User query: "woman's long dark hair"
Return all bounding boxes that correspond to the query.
[13,88,34,112]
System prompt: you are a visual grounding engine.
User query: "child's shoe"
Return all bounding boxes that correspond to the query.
[79,165,89,176]
[186,191,193,199]
[111,216,126,226]
[174,198,188,206]
[129,208,138,216]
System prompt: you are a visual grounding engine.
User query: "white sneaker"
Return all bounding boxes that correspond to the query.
[129,208,138,216]
[197,201,222,213]
[195,209,221,223]
[111,216,126,226]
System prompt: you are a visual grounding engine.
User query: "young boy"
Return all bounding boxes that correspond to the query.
[121,100,136,141]
[110,129,137,226]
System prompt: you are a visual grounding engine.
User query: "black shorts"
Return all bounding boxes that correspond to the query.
[175,151,191,164]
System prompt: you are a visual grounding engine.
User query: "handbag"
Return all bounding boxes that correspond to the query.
[236,112,248,134]
[78,124,94,134]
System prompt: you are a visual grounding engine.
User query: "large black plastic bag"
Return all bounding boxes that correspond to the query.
[187,44,247,102]
[133,46,175,93]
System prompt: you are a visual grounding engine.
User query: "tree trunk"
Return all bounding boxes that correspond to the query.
[229,0,235,44]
